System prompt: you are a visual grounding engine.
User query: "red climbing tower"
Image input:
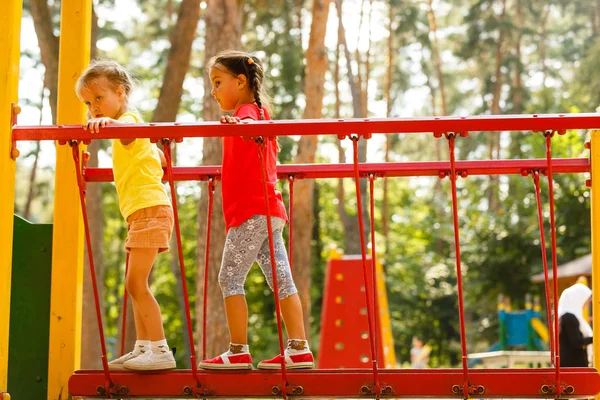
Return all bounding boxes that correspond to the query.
[318,252,396,369]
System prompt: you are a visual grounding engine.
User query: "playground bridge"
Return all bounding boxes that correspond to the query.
[4,113,600,399]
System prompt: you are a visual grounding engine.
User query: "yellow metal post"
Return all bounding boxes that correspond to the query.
[47,0,91,398]
[591,130,600,373]
[375,260,397,368]
[0,0,22,392]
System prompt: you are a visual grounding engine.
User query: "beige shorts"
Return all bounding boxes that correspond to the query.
[125,205,173,253]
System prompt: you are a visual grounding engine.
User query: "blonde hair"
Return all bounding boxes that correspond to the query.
[76,60,134,102]
[208,50,272,118]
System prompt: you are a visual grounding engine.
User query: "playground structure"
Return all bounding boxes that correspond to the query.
[318,253,397,369]
[3,1,600,399]
[468,294,551,368]
[497,294,550,352]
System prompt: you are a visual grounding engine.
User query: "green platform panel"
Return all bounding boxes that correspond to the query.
[8,215,52,399]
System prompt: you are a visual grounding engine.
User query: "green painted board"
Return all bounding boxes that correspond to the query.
[8,215,52,399]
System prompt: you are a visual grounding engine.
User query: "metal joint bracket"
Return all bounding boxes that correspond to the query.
[10,103,21,160]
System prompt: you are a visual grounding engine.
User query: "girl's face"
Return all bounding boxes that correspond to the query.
[209,64,248,112]
[79,76,126,119]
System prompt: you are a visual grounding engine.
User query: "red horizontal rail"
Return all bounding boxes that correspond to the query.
[69,368,600,398]
[12,113,600,141]
[83,158,589,182]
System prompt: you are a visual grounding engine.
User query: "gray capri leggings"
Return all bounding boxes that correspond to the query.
[218,215,297,300]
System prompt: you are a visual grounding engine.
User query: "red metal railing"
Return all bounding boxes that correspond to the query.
[11,113,600,142]
[82,159,590,182]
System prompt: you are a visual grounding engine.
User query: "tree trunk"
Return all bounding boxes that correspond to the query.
[513,0,523,114]
[23,142,40,221]
[488,0,507,212]
[335,0,369,255]
[382,2,393,262]
[596,0,600,36]
[490,0,507,116]
[24,84,44,220]
[81,140,105,368]
[539,5,549,93]
[91,6,99,60]
[292,0,331,336]
[295,0,304,32]
[425,0,448,116]
[29,0,59,124]
[354,0,367,117]
[152,0,202,122]
[426,0,447,255]
[195,0,243,359]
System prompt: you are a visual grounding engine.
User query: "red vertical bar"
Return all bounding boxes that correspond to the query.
[202,178,215,361]
[120,253,130,356]
[257,143,288,398]
[163,141,201,391]
[288,176,294,273]
[544,133,561,396]
[350,137,380,396]
[71,142,113,394]
[531,171,555,365]
[446,134,469,396]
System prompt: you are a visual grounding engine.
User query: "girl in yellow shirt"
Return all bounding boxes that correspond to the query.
[76,60,175,371]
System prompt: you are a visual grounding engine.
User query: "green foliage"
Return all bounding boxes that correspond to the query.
[243,0,305,119]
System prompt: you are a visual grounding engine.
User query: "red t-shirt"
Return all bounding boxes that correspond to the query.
[221,103,288,230]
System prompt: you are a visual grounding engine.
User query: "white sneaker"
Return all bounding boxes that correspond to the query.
[108,346,147,370]
[123,345,176,371]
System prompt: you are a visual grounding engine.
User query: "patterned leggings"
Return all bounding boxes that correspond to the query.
[218,215,297,300]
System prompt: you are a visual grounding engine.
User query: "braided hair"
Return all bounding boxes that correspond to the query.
[207,50,272,120]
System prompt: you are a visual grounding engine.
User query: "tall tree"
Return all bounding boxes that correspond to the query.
[152,0,202,122]
[29,0,59,123]
[382,1,394,262]
[511,0,523,114]
[334,0,369,254]
[23,81,45,221]
[425,0,447,116]
[487,0,507,212]
[292,0,331,338]
[195,0,243,359]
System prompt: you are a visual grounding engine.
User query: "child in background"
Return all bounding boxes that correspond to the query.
[558,282,593,367]
[410,336,430,368]
[76,60,175,371]
[198,50,314,370]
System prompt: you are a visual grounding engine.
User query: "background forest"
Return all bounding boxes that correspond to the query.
[13,0,599,369]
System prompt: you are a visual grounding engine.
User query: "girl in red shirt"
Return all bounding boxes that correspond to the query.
[199,50,314,370]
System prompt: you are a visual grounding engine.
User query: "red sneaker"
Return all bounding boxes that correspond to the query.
[257,351,314,370]
[198,351,253,370]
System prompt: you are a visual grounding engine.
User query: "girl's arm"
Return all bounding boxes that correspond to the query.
[157,147,167,167]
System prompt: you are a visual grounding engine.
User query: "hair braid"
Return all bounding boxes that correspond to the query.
[253,83,265,120]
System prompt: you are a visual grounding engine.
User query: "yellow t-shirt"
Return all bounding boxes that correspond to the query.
[112,112,170,219]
